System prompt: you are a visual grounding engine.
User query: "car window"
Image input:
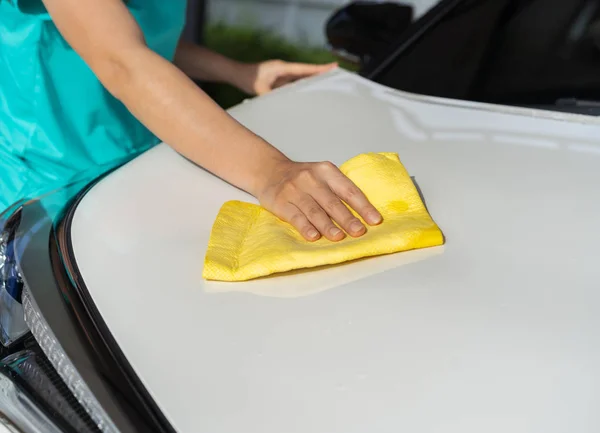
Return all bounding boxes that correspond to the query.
[369,0,600,114]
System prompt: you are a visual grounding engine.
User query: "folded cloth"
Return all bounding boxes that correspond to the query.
[203,152,444,282]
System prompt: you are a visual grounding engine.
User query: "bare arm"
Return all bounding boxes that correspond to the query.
[41,0,381,240]
[42,0,285,196]
[174,39,338,95]
[174,40,243,85]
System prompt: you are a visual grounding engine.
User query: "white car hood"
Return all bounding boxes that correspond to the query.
[71,70,600,433]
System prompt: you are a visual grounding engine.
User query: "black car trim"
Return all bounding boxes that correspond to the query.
[55,180,177,433]
[16,173,175,432]
[17,198,151,433]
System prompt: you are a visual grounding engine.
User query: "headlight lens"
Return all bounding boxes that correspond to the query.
[2,349,99,433]
[0,208,28,347]
[22,287,119,433]
[0,231,23,298]
[0,365,64,433]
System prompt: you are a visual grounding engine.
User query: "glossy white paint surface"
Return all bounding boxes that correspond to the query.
[0,425,14,433]
[71,70,600,432]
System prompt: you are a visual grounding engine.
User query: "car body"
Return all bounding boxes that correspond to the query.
[1,1,600,432]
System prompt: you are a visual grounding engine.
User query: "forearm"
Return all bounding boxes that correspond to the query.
[38,0,379,243]
[174,40,246,87]
[109,46,286,196]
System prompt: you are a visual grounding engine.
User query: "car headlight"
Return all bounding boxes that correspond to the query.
[22,286,119,433]
[0,363,65,433]
[2,348,100,433]
[0,206,28,347]
[0,205,102,433]
[1,202,117,432]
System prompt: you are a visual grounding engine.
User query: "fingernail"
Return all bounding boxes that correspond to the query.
[367,212,382,225]
[308,229,319,239]
[351,220,365,233]
[329,227,343,237]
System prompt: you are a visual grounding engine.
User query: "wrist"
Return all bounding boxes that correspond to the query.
[249,150,293,198]
[228,61,257,95]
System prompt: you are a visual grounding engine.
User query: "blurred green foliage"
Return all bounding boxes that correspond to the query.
[203,23,356,108]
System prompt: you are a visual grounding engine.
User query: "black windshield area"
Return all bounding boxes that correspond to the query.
[370,0,600,114]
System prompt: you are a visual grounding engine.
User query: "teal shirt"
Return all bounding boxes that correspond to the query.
[0,0,187,211]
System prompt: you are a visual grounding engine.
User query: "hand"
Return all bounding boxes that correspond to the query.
[256,159,382,242]
[237,60,338,96]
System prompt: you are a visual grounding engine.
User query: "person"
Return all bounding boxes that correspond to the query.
[0,0,382,241]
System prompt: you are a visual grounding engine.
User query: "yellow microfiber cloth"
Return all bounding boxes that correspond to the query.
[203,152,444,282]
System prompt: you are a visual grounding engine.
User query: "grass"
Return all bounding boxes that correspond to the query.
[203,23,355,108]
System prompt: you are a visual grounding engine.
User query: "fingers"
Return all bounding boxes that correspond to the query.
[295,194,346,242]
[276,202,321,242]
[310,186,367,238]
[271,75,296,90]
[286,62,338,77]
[260,160,381,242]
[256,61,338,95]
[322,164,383,226]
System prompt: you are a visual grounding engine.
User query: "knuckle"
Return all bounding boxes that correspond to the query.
[280,181,297,195]
[325,198,347,213]
[289,212,305,226]
[297,168,316,182]
[273,199,291,213]
[318,161,336,172]
[343,185,362,200]
[306,206,323,219]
